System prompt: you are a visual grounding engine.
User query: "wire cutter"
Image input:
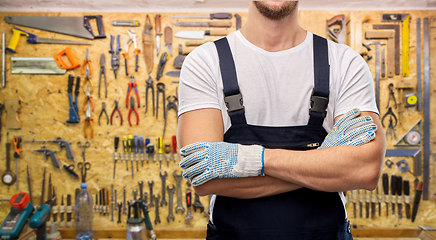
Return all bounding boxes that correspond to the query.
[122,29,138,76]
[109,35,121,79]
[163,95,178,138]
[110,100,123,126]
[84,102,94,139]
[98,102,109,125]
[83,86,95,113]
[126,76,140,108]
[386,83,397,109]
[145,76,155,116]
[98,53,107,98]
[128,96,139,126]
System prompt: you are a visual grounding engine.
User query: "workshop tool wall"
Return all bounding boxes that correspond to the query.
[0,10,436,237]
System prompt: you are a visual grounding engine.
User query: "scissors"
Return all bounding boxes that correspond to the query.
[77,141,91,182]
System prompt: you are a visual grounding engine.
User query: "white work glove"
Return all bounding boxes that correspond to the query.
[319,108,377,148]
[179,142,264,186]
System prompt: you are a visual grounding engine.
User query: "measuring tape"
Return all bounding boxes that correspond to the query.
[404,130,421,145]
[405,93,418,107]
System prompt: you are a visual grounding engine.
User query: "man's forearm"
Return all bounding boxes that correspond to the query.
[193,176,302,199]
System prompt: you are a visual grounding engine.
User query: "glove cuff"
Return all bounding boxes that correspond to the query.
[232,145,265,177]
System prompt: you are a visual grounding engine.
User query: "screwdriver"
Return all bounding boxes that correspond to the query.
[123,136,128,171]
[113,136,119,179]
[128,134,134,178]
[134,134,139,171]
[157,137,163,169]
[13,136,22,190]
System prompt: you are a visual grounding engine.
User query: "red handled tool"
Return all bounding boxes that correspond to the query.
[128,97,139,126]
[126,76,140,108]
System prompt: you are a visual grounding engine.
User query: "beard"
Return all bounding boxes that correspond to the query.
[253,1,298,20]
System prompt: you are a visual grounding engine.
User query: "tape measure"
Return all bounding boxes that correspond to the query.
[405,130,421,145]
[405,93,418,107]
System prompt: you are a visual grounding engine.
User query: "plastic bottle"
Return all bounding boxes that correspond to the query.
[75,182,94,240]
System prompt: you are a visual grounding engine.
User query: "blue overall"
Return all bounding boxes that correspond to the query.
[206,35,353,240]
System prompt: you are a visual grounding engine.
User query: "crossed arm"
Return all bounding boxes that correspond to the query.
[177,108,386,199]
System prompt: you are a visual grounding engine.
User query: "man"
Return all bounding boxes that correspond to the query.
[177,1,386,239]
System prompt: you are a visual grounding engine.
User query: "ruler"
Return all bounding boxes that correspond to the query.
[402,16,410,77]
[423,17,430,200]
[416,18,423,111]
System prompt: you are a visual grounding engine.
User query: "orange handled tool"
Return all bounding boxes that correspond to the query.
[53,47,81,70]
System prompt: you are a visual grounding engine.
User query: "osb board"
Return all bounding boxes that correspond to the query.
[0,10,435,233]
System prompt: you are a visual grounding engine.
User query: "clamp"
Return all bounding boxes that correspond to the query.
[122,29,138,76]
[98,102,109,126]
[387,83,397,109]
[126,76,140,108]
[82,86,95,113]
[98,53,107,98]
[84,102,94,139]
[109,35,121,79]
[145,76,155,116]
[156,82,165,119]
[128,97,139,126]
[110,100,123,125]
[163,95,178,138]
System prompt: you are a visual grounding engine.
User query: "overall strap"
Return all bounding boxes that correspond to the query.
[308,34,330,126]
[214,37,247,125]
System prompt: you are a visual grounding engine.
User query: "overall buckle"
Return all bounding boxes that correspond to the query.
[224,93,244,113]
[309,95,329,115]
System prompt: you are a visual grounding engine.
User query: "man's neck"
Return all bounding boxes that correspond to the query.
[240,2,306,52]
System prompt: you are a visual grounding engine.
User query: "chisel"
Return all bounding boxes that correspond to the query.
[397,176,403,218]
[371,189,377,219]
[352,190,358,218]
[365,190,370,218]
[377,180,384,217]
[359,189,364,218]
[391,175,397,215]
[382,173,389,216]
[404,180,411,219]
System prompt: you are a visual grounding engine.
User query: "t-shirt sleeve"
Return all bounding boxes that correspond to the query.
[178,43,221,117]
[334,46,379,119]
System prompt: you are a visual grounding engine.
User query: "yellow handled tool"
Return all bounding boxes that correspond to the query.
[7,28,29,53]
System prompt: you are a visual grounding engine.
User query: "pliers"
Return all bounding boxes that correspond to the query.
[98,102,109,125]
[84,102,94,139]
[156,82,165,119]
[109,35,121,79]
[110,100,123,126]
[126,76,140,108]
[163,95,178,138]
[82,64,93,94]
[128,96,139,126]
[99,53,107,98]
[81,48,92,77]
[122,29,138,76]
[145,76,155,116]
[83,86,95,113]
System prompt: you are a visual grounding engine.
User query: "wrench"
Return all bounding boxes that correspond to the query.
[185,181,193,224]
[123,188,127,214]
[193,192,204,213]
[117,203,122,224]
[160,171,168,207]
[173,170,185,214]
[114,189,118,210]
[133,189,138,200]
[138,181,144,199]
[144,192,148,205]
[167,184,175,222]
[111,184,114,201]
[154,194,161,225]
[148,181,154,207]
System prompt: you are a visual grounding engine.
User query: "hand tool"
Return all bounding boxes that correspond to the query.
[167,185,175,222]
[397,175,403,218]
[170,13,232,19]
[128,201,131,220]
[156,82,166,119]
[171,135,179,164]
[113,137,120,179]
[156,52,169,81]
[411,181,423,222]
[164,27,173,56]
[117,203,122,223]
[185,181,193,224]
[98,54,107,98]
[133,189,138,201]
[2,140,16,186]
[358,189,364,218]
[163,95,178,138]
[366,30,395,78]
[423,17,430,200]
[372,24,400,76]
[110,100,123,125]
[77,141,91,182]
[128,97,140,126]
[143,15,154,74]
[26,137,75,162]
[154,194,161,224]
[123,136,129,171]
[326,14,345,44]
[173,44,186,69]
[112,20,140,27]
[47,174,52,221]
[115,189,118,210]
[377,181,383,217]
[10,57,66,75]
[235,14,242,30]
[111,202,114,221]
[138,181,144,200]
[171,21,232,28]
[173,170,185,214]
[0,104,3,141]
[175,29,228,40]
[81,48,92,77]
[134,135,139,171]
[4,99,21,130]
[386,83,397,109]
[166,70,181,78]
[145,76,155,116]
[148,181,154,208]
[144,192,148,206]
[26,166,33,205]
[139,136,145,166]
[109,35,121,79]
[63,165,79,179]
[193,192,204,213]
[103,188,106,216]
[164,144,171,167]
[391,175,397,215]
[5,15,106,39]
[60,195,64,223]
[159,171,168,208]
[66,194,72,225]
[67,75,81,123]
[382,107,397,138]
[367,41,385,110]
[404,180,411,219]
[0,192,34,239]
[155,15,162,57]
[13,136,21,190]
[128,135,134,178]
[126,75,140,108]
[53,47,81,70]
[84,102,94,138]
[2,32,5,88]
[147,139,155,162]
[111,184,114,202]
[157,137,164,169]
[381,48,385,77]
[352,190,357,218]
[123,188,127,214]
[40,167,46,206]
[365,190,370,218]
[405,93,418,108]
[416,18,423,111]
[7,27,91,53]
[371,189,377,219]
[52,187,58,222]
[34,146,61,170]
[122,29,139,76]
[98,102,109,126]
[95,193,99,213]
[82,86,95,113]
[386,149,422,176]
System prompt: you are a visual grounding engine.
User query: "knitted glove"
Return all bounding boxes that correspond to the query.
[320,108,377,149]
[179,142,264,186]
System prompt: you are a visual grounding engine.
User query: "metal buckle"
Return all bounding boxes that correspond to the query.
[309,95,329,115]
[224,93,244,113]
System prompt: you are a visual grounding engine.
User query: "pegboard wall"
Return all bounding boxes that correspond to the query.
[0,10,436,237]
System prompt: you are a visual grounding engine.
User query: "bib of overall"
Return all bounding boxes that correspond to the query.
[206,35,353,240]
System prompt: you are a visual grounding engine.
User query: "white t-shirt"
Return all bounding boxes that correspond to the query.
[178,30,379,220]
